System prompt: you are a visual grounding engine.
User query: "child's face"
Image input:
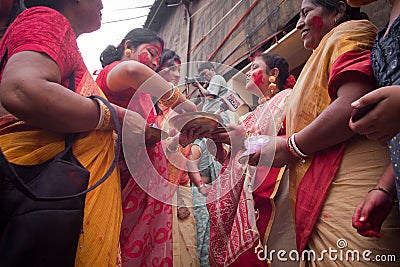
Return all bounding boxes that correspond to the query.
[346,0,377,7]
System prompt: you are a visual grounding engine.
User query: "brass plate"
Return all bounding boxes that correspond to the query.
[169,112,224,134]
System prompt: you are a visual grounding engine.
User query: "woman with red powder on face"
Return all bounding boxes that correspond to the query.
[96,28,195,267]
[206,53,297,267]
[245,0,400,266]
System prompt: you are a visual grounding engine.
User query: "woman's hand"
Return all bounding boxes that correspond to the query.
[171,93,197,114]
[352,189,394,238]
[349,86,400,144]
[179,126,205,147]
[198,184,210,197]
[209,124,246,149]
[247,137,294,167]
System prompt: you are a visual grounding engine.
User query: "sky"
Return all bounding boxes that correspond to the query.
[77,0,155,75]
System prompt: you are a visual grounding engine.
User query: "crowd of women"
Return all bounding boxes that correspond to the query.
[0,0,399,266]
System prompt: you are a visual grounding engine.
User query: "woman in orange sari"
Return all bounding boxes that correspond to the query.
[207,53,297,267]
[0,1,191,266]
[249,1,400,266]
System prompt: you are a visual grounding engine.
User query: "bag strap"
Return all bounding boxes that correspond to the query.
[0,96,121,200]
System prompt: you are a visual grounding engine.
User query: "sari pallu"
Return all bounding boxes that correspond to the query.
[285,20,400,260]
[207,89,292,267]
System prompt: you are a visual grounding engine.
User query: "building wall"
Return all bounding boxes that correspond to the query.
[147,0,390,85]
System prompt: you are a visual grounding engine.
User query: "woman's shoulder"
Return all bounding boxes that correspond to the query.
[333,20,378,41]
[14,6,69,26]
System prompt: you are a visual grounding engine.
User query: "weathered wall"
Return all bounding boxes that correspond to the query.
[147,0,391,78]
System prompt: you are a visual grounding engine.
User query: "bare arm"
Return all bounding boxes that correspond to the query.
[295,71,377,154]
[0,51,100,132]
[105,60,196,113]
[252,71,380,168]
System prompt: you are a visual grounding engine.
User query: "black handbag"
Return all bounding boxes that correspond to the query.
[0,54,121,266]
[0,96,121,267]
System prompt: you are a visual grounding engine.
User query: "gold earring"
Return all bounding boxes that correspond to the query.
[124,49,132,57]
[268,76,277,94]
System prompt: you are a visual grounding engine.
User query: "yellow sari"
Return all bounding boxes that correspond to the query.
[287,20,400,266]
[0,72,122,267]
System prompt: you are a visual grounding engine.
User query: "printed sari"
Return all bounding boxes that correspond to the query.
[207,89,296,266]
[96,62,177,267]
[286,20,400,266]
[0,8,122,267]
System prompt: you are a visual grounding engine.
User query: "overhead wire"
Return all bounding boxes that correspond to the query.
[102,14,148,24]
[189,0,246,54]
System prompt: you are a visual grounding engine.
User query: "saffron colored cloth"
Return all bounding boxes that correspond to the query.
[0,7,122,267]
[286,19,400,265]
[96,61,176,267]
[207,89,295,267]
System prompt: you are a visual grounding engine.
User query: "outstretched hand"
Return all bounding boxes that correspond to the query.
[172,94,197,114]
[247,136,293,167]
[352,190,394,238]
[349,86,400,144]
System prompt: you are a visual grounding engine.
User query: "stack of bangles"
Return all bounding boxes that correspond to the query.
[286,134,308,163]
[159,83,180,108]
[93,98,111,130]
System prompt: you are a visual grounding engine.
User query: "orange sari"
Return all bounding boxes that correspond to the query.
[286,21,400,265]
[0,7,121,266]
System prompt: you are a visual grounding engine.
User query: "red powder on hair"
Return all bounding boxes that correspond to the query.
[252,70,265,87]
[312,16,323,30]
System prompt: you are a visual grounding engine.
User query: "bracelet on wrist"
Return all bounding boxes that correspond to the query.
[368,187,394,200]
[286,135,306,163]
[160,84,180,108]
[290,134,308,158]
[93,98,111,130]
[198,183,208,190]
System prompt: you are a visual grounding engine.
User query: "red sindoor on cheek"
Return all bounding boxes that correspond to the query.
[252,69,265,87]
[138,52,152,68]
[312,16,323,30]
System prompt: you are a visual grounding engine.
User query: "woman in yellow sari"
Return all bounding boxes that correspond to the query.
[0,1,193,266]
[249,0,400,266]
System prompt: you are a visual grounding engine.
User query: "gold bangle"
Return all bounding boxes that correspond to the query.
[160,87,180,108]
[94,98,111,130]
[93,99,104,130]
[161,83,175,102]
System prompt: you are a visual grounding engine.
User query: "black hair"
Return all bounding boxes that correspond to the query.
[0,0,27,38]
[152,49,181,115]
[24,0,63,9]
[311,0,369,22]
[257,53,290,90]
[156,49,181,73]
[198,62,215,72]
[100,28,164,68]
